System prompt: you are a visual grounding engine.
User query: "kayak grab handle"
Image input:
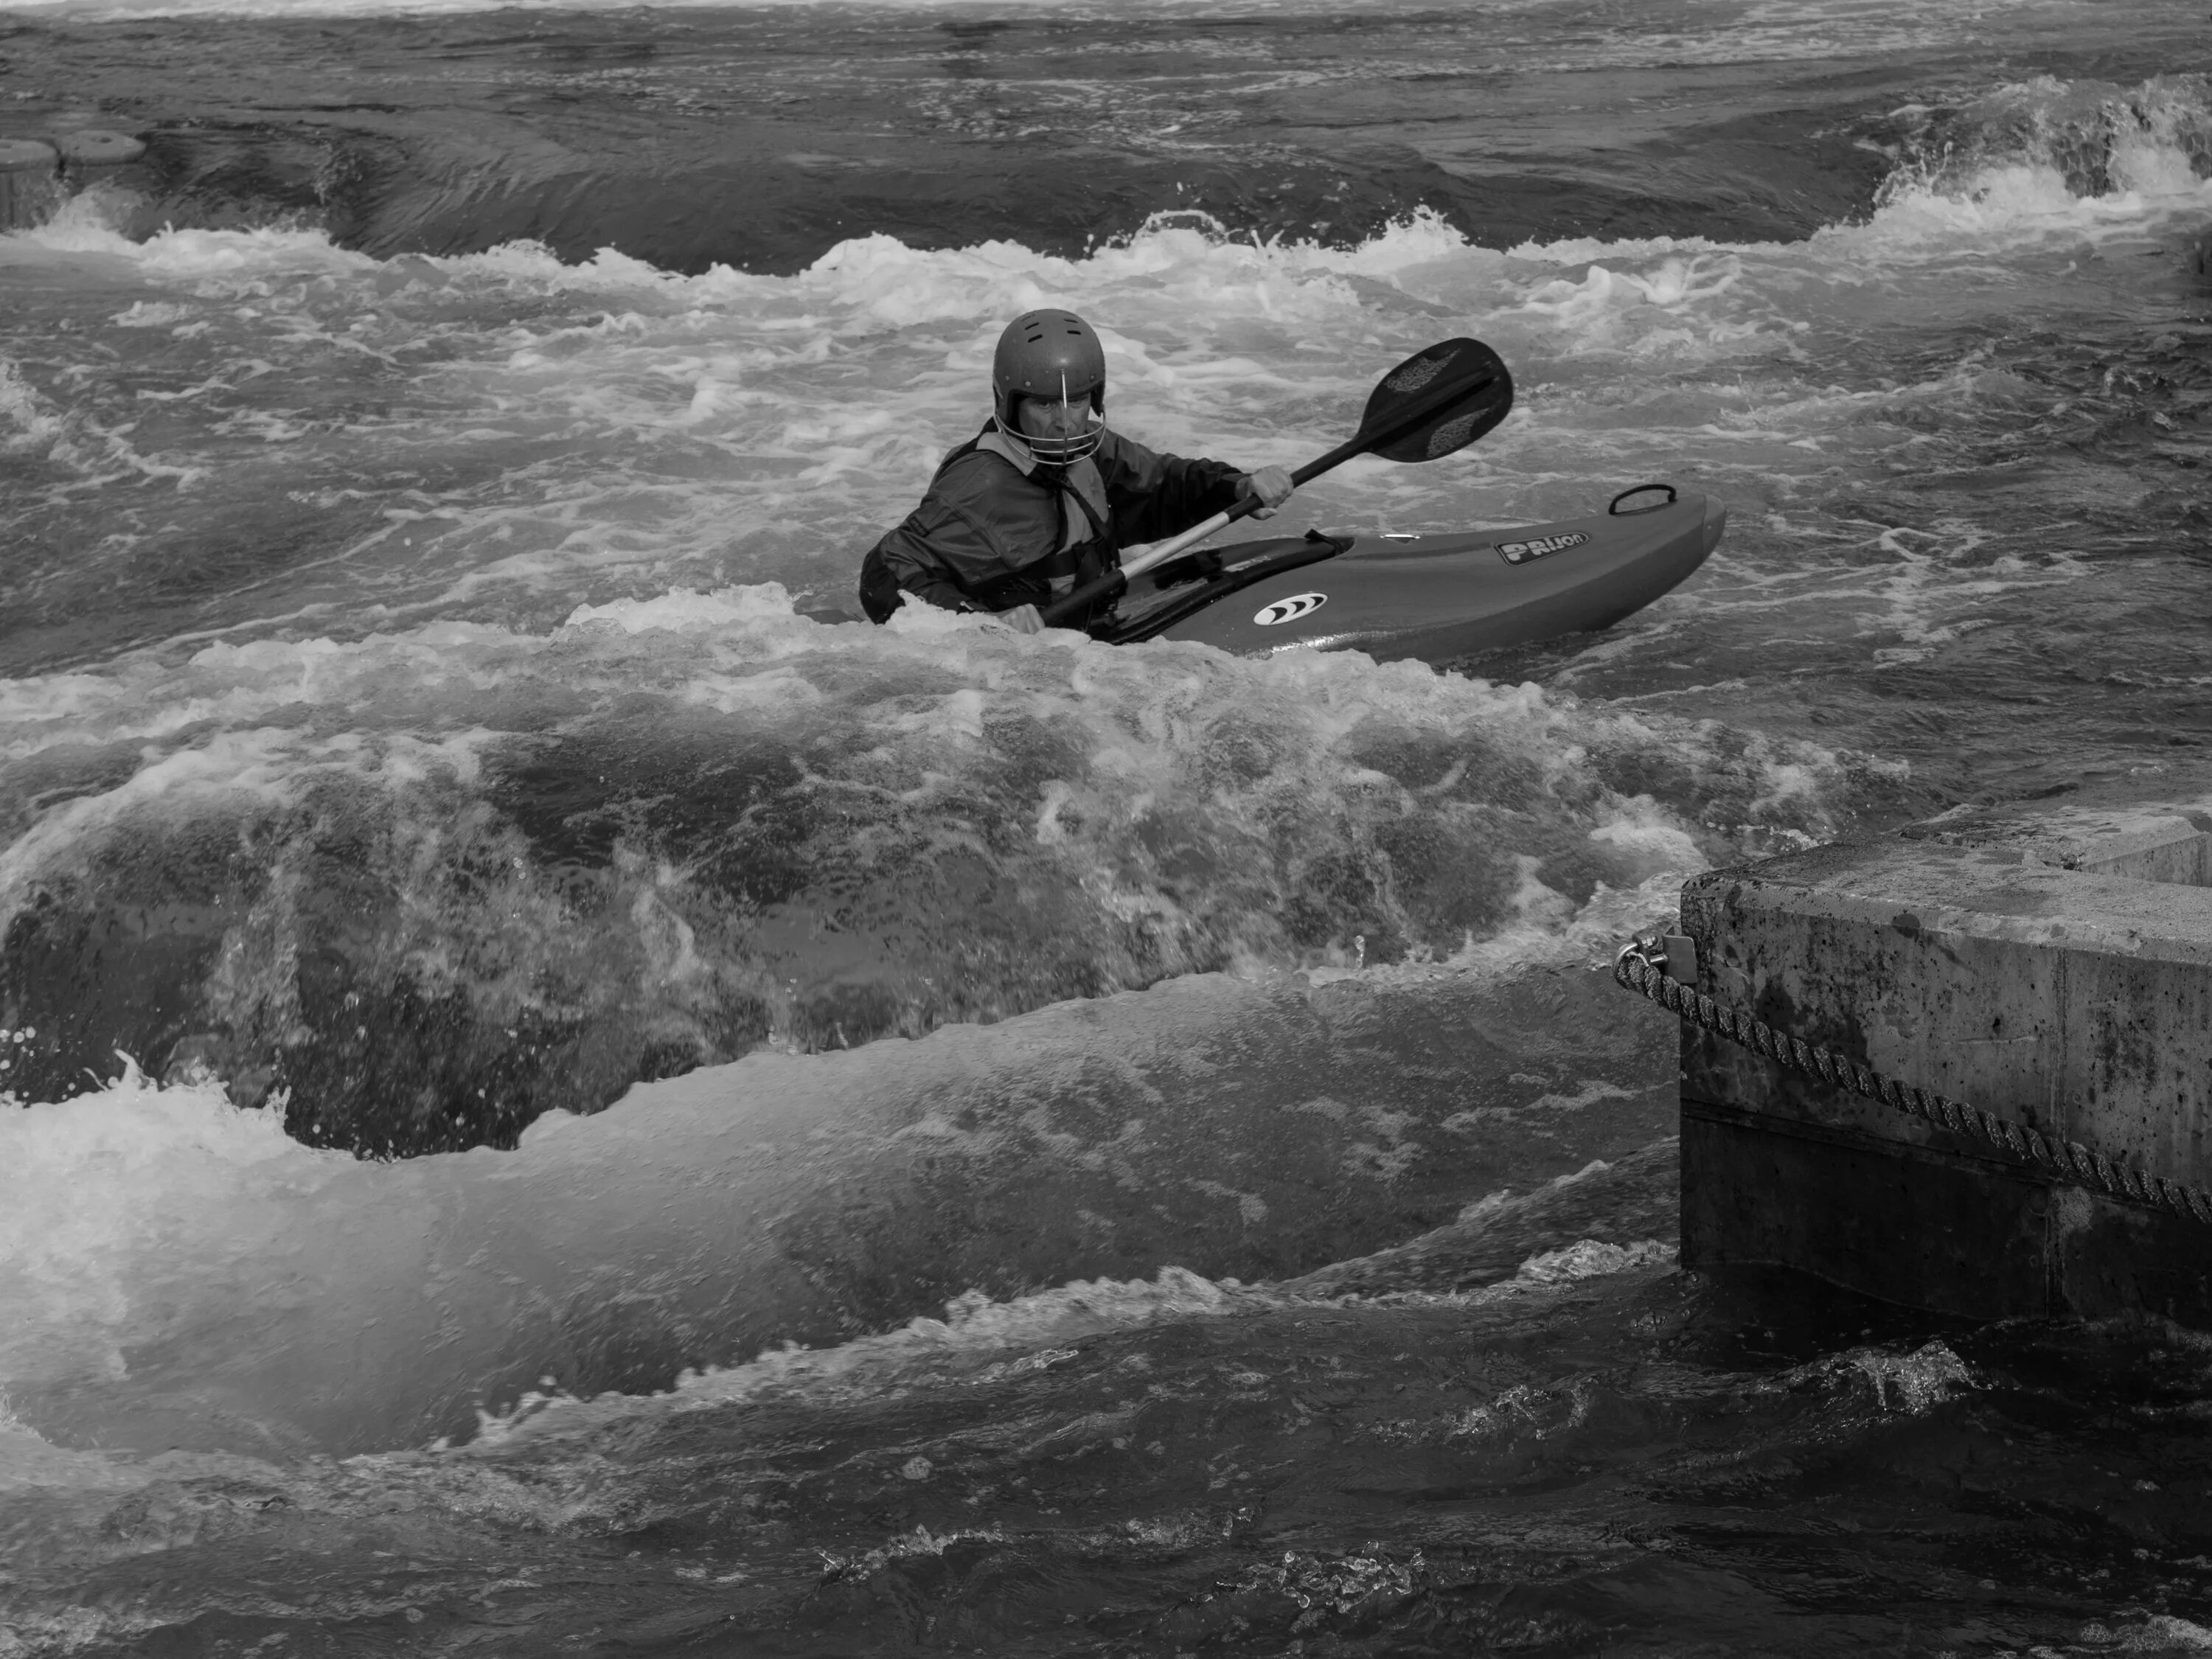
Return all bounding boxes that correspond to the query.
[1609,483,1677,515]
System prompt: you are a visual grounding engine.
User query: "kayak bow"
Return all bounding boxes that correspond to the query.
[1095,483,1726,664]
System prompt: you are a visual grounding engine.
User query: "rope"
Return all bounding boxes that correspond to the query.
[1613,932,2212,1227]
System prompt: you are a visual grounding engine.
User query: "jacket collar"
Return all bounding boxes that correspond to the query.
[975,420,1040,476]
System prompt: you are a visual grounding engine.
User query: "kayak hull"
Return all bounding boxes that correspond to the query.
[1114,488,1725,664]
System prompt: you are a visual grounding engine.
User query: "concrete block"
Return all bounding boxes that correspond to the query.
[55,129,150,194]
[0,139,61,233]
[0,131,149,232]
[1675,797,2212,1321]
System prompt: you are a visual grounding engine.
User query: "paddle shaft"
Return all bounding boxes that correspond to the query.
[1038,368,1498,627]
[1119,426,1384,581]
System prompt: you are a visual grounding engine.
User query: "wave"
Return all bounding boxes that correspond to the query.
[11,79,2199,1155]
[0,960,1682,1457]
[1519,74,2212,269]
[0,0,2026,39]
[1882,74,2212,208]
[0,46,2205,1649]
[0,570,1847,1151]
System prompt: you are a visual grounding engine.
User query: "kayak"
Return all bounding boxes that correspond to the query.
[1095,483,1725,663]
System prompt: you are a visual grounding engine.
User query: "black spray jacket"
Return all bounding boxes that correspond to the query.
[860,422,1246,626]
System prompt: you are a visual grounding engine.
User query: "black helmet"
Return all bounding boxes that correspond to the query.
[992,309,1107,463]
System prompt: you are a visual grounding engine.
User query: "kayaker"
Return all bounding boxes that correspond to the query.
[859,309,1294,633]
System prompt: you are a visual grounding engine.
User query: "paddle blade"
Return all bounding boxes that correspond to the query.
[1357,337,1514,463]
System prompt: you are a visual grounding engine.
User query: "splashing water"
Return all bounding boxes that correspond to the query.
[2,7,2211,1652]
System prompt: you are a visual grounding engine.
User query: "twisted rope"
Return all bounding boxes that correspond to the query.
[1614,933,2212,1227]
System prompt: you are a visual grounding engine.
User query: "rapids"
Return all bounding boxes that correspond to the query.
[1,0,2211,1650]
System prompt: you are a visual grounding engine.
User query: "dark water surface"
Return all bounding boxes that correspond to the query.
[0,2,2062,271]
[1,0,2211,1649]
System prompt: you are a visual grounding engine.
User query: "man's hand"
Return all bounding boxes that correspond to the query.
[998,603,1046,635]
[1239,465,1295,519]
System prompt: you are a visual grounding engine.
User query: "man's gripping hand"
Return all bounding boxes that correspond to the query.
[1239,465,1295,519]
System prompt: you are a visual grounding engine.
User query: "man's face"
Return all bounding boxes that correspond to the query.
[1017,392,1101,448]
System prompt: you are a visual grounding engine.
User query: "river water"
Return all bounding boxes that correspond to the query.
[1,0,2210,1650]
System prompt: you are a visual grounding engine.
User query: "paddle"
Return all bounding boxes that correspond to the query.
[1037,337,1515,630]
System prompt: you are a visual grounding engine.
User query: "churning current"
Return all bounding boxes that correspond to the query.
[1,0,2211,1650]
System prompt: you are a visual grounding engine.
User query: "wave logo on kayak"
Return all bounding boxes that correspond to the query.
[1254,592,1328,626]
[1496,531,1588,566]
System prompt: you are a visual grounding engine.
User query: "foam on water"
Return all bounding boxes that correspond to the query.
[0,0,2045,56]
[0,535,1860,1149]
[0,1062,349,1386]
[1,67,2208,1541]
[8,71,2205,1153]
[0,941,1690,1458]
[6,77,2202,627]
[0,1074,1677,1493]
[0,1197,1702,1659]
[3,209,1495,633]
[460,1235,1682,1458]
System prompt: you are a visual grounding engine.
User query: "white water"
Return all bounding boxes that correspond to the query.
[9,101,2202,636]
[4,82,2208,1461]
[3,7,2211,1639]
